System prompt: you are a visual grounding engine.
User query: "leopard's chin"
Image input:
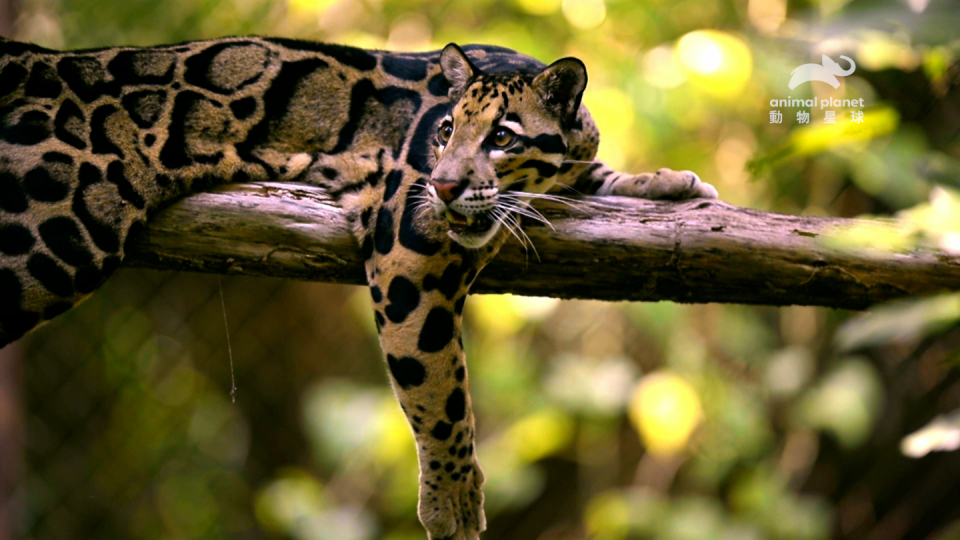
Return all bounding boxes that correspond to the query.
[447,219,501,248]
[437,207,499,248]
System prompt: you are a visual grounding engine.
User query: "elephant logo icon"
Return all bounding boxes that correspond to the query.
[788,55,856,90]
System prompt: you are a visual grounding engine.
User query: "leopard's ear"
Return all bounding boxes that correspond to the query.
[440,43,479,99]
[532,57,587,128]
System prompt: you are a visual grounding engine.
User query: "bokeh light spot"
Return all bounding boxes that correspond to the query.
[677,30,753,97]
[562,0,606,30]
[629,372,702,457]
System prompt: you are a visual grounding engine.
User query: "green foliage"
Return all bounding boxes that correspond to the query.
[13,0,960,538]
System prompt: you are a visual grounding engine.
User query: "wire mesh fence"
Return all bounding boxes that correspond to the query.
[4,266,960,540]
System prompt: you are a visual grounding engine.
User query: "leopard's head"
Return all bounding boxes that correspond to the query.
[427,43,587,248]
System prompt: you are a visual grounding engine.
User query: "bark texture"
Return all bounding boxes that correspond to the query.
[124,182,960,310]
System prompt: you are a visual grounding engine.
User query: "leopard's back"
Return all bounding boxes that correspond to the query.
[0,35,543,347]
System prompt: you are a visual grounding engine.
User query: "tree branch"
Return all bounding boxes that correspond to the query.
[124,182,960,310]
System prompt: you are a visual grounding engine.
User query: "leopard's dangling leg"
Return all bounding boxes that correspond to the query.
[334,163,503,540]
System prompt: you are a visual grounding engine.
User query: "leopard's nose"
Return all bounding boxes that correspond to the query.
[429,178,468,204]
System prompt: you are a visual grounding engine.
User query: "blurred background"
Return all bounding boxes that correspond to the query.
[2,0,960,538]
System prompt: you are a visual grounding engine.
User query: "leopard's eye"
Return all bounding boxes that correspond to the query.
[488,127,516,148]
[437,121,454,145]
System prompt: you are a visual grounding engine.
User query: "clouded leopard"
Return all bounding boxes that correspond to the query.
[0,35,717,539]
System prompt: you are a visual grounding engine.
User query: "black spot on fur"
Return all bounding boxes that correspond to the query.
[385,275,420,323]
[505,112,522,124]
[38,217,93,267]
[27,253,74,297]
[381,55,428,81]
[518,159,559,178]
[432,421,453,441]
[370,285,382,303]
[407,104,449,174]
[106,161,146,209]
[145,134,156,147]
[56,56,112,103]
[184,42,267,94]
[230,97,257,120]
[383,169,402,202]
[0,224,35,255]
[73,163,120,254]
[373,206,395,255]
[387,354,426,389]
[430,460,441,470]
[445,388,466,423]
[23,166,68,202]
[89,105,124,157]
[455,366,465,382]
[42,152,72,165]
[267,39,377,71]
[235,58,329,173]
[418,307,454,353]
[445,462,455,472]
[454,295,466,315]
[122,90,167,129]
[458,447,468,459]
[107,50,176,87]
[423,262,464,300]
[24,62,62,99]
[160,91,216,169]
[360,234,373,261]
[74,264,103,294]
[399,180,442,256]
[1,109,51,145]
[0,268,22,309]
[0,171,28,213]
[329,79,376,155]
[522,133,566,155]
[0,269,41,342]
[2,40,58,57]
[101,255,120,278]
[0,63,27,98]
[427,73,450,97]
[54,99,86,149]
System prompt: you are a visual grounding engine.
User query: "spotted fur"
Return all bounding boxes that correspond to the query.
[0,36,716,539]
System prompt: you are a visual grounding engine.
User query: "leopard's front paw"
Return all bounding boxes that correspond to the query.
[418,458,486,540]
[615,168,718,200]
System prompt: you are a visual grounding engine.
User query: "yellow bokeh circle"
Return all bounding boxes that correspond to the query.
[629,371,702,457]
[676,30,753,97]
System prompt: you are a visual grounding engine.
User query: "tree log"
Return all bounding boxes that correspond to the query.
[124,182,960,310]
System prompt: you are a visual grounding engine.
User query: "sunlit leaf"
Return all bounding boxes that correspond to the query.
[900,409,960,458]
[794,358,883,448]
[254,469,328,534]
[835,294,960,351]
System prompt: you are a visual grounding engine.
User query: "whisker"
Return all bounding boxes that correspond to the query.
[491,208,527,252]
[505,191,593,214]
[496,202,555,230]
[502,210,540,262]
[499,196,555,222]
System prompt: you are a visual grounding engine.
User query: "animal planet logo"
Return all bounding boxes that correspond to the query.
[788,55,856,89]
